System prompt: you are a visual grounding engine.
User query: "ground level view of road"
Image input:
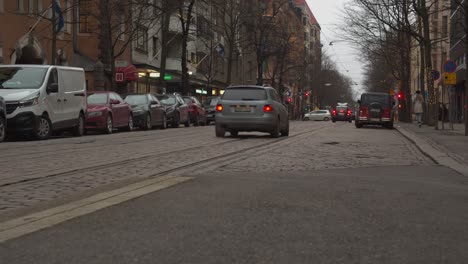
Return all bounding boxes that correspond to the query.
[1,121,467,263]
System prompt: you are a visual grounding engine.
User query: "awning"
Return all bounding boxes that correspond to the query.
[116,64,138,82]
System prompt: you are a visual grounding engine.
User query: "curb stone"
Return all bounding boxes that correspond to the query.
[396,125,468,177]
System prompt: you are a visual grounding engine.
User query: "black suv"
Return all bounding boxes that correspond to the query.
[0,96,6,142]
[355,92,394,129]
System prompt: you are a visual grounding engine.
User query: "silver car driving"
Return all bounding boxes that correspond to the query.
[215,85,289,137]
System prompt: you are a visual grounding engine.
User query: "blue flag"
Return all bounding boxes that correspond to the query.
[53,0,64,33]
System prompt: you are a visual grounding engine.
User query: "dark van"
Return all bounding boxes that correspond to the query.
[355,92,394,129]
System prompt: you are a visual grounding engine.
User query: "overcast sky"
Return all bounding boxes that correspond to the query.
[306,0,365,96]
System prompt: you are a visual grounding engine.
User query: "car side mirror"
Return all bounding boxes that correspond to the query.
[110,99,120,105]
[151,101,158,105]
[47,83,58,94]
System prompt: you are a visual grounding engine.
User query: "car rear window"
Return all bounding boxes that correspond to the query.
[125,95,148,105]
[336,106,348,111]
[157,95,176,105]
[222,88,267,101]
[361,94,390,106]
[87,93,108,105]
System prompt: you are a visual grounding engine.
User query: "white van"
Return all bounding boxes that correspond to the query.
[0,65,87,140]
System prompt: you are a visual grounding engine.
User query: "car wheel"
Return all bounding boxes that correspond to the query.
[206,120,211,126]
[332,119,336,123]
[184,115,190,127]
[193,114,199,127]
[280,120,289,137]
[324,117,330,121]
[160,114,167,129]
[34,115,52,140]
[72,113,85,137]
[143,113,152,130]
[105,114,113,134]
[230,130,238,137]
[386,122,394,129]
[126,115,134,132]
[348,119,352,123]
[270,118,280,138]
[200,116,207,126]
[172,113,180,128]
[303,117,309,121]
[0,116,6,142]
[215,124,225,137]
[355,121,363,128]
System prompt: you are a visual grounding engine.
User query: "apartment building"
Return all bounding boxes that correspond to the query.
[0,0,134,91]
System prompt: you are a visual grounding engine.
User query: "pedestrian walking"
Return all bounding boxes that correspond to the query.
[413,90,424,127]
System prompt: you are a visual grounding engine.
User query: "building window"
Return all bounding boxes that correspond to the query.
[17,0,24,13]
[64,0,72,33]
[442,16,448,38]
[152,37,158,58]
[135,25,148,53]
[190,52,196,63]
[303,17,307,26]
[79,0,92,33]
[37,0,42,12]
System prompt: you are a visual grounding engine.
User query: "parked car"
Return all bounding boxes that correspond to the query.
[124,94,166,130]
[355,92,394,129]
[0,96,6,142]
[0,65,86,140]
[183,96,207,126]
[202,96,220,125]
[85,91,133,134]
[215,85,289,137]
[331,105,352,123]
[303,110,331,121]
[155,93,190,128]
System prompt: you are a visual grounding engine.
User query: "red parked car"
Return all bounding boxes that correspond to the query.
[183,96,207,126]
[85,92,133,134]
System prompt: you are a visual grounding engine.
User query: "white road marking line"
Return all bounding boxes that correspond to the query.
[0,176,193,243]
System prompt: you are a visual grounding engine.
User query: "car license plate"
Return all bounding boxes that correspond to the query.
[370,118,380,122]
[339,113,344,116]
[235,105,251,112]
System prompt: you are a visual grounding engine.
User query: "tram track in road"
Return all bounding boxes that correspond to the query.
[0,128,209,159]
[154,124,335,177]
[0,123,334,217]
[0,136,242,188]
[0,123,332,189]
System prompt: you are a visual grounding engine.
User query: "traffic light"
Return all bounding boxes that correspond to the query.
[304,91,310,98]
[397,93,403,100]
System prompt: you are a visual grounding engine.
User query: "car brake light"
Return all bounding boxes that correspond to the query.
[263,105,273,112]
[332,110,337,115]
[216,104,223,112]
[383,108,391,118]
[347,110,351,115]
[360,107,368,117]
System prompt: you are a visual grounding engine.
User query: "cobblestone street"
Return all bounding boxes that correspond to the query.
[0,121,432,219]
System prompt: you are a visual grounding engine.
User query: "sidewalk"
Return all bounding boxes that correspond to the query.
[396,122,468,176]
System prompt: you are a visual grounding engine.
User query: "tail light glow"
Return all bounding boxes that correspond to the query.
[332,110,337,115]
[383,108,391,118]
[216,104,223,112]
[359,107,368,117]
[263,105,273,112]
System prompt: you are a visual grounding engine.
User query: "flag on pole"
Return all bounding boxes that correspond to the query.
[52,0,64,33]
